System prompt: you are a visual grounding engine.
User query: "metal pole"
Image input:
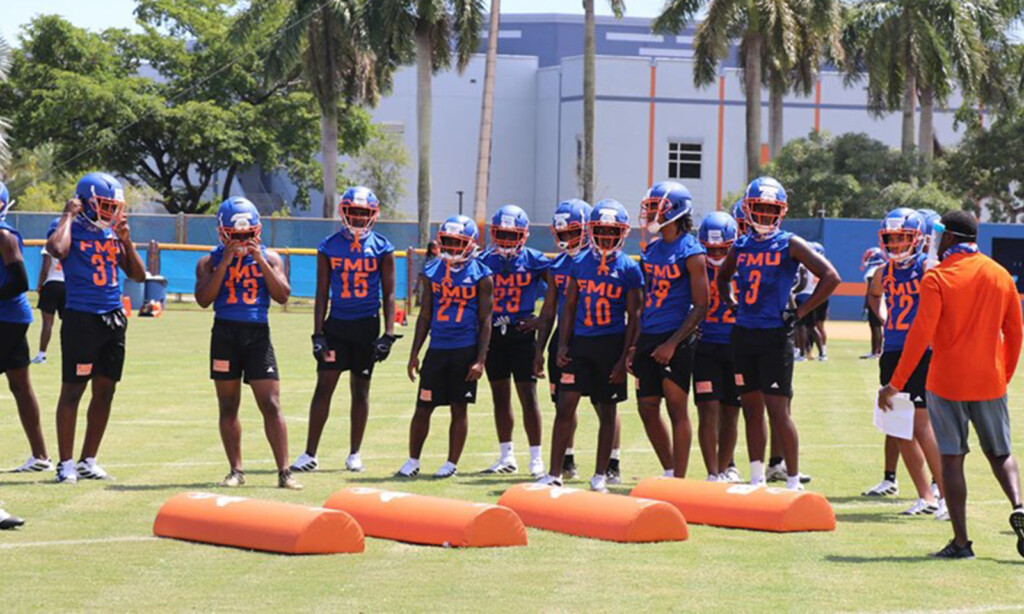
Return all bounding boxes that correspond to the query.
[457,191,464,216]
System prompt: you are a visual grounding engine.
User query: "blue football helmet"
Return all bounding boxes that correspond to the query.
[551,199,592,256]
[743,177,788,235]
[588,199,630,256]
[879,208,924,263]
[338,186,379,238]
[0,180,11,223]
[730,199,748,235]
[76,172,126,230]
[699,211,738,266]
[861,246,886,271]
[810,241,825,256]
[490,204,530,255]
[216,196,262,245]
[436,215,479,263]
[640,181,693,233]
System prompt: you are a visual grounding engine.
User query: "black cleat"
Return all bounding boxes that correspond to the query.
[1009,509,1024,559]
[0,509,25,530]
[931,539,975,560]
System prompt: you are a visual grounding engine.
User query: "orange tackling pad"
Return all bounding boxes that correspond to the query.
[323,488,527,548]
[153,492,365,554]
[498,484,688,543]
[631,478,836,532]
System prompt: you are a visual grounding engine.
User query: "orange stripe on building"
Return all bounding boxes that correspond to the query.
[498,484,687,543]
[814,80,822,132]
[715,75,726,210]
[323,488,527,548]
[647,62,657,187]
[153,492,365,554]
[631,478,835,533]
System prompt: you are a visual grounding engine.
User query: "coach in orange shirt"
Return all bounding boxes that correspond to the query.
[879,211,1024,560]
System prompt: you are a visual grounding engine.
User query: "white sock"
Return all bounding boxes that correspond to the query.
[499,441,513,459]
[663,469,675,477]
[36,351,46,358]
[565,447,575,456]
[529,446,542,461]
[750,461,765,484]
[610,448,621,461]
[786,475,801,489]
[408,458,420,468]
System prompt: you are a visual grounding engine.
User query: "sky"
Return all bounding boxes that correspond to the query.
[1,0,673,45]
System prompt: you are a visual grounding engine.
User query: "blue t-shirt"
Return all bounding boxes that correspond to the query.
[319,229,394,321]
[424,258,492,350]
[640,234,705,334]
[570,250,644,337]
[881,254,927,353]
[550,251,582,324]
[0,222,32,324]
[733,231,800,329]
[479,247,550,324]
[56,218,123,314]
[700,264,735,345]
[211,245,271,324]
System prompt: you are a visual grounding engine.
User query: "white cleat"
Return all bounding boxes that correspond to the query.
[75,458,110,480]
[931,482,940,500]
[395,459,420,478]
[934,498,949,521]
[720,466,743,483]
[707,473,720,482]
[289,452,319,473]
[750,476,766,486]
[901,498,939,516]
[0,507,25,530]
[528,457,545,478]
[787,482,806,491]
[590,474,609,494]
[345,453,364,473]
[30,353,46,365]
[434,462,458,479]
[12,456,54,473]
[536,474,563,487]
[482,457,518,475]
[766,462,788,482]
[55,460,78,484]
[862,479,899,497]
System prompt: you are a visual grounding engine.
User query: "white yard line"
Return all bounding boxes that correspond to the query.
[0,536,158,550]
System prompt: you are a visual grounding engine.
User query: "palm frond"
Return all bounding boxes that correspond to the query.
[652,0,708,34]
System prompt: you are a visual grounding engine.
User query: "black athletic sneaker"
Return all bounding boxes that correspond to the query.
[562,455,578,480]
[931,539,975,559]
[1009,509,1024,559]
[606,458,621,485]
[0,507,25,530]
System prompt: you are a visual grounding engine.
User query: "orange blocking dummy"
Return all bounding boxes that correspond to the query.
[631,478,836,532]
[498,484,687,543]
[323,488,527,548]
[153,492,365,554]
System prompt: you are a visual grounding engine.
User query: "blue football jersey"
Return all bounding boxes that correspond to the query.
[0,222,32,324]
[640,234,705,334]
[550,251,583,323]
[58,218,123,314]
[881,253,927,353]
[211,245,271,324]
[570,250,644,337]
[320,229,395,320]
[700,264,736,345]
[424,258,492,349]
[479,247,550,324]
[733,230,800,329]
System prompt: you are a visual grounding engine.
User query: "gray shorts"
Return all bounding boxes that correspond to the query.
[926,392,1012,456]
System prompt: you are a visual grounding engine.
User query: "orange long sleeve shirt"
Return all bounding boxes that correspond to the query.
[891,252,1023,401]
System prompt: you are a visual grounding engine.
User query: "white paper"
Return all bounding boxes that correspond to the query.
[874,392,915,440]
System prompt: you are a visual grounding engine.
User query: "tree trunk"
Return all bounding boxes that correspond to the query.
[415,30,433,248]
[222,164,237,202]
[321,111,339,218]
[744,34,763,181]
[918,84,934,171]
[473,0,501,232]
[901,70,916,155]
[769,76,784,159]
[583,0,596,202]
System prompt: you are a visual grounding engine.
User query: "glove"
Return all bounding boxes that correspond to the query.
[372,333,403,363]
[311,333,328,360]
[782,308,799,332]
[494,315,512,335]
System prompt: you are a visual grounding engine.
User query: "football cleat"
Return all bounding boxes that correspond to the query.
[395,459,420,478]
[289,453,319,473]
[12,456,53,473]
[434,462,458,479]
[862,479,898,497]
[482,457,518,475]
[75,458,110,480]
[766,463,788,482]
[901,498,938,516]
[345,453,364,473]
[30,353,46,364]
[55,460,78,484]
[220,470,245,487]
[278,470,303,490]
[590,474,609,494]
[787,482,805,492]
[1010,509,1024,559]
[0,507,25,530]
[931,539,975,559]
[536,474,563,487]
[720,466,743,483]
[561,455,578,480]
[707,474,721,482]
[605,466,622,485]
[528,457,545,478]
[934,498,949,521]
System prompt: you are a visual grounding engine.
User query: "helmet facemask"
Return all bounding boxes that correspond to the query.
[339,200,379,239]
[437,230,476,264]
[744,199,786,235]
[551,222,585,256]
[879,228,921,263]
[702,241,732,267]
[218,222,261,246]
[490,224,528,257]
[87,195,126,230]
[588,220,628,256]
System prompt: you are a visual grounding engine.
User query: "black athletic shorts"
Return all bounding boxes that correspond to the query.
[0,322,30,374]
[880,349,931,408]
[38,281,65,317]
[317,316,379,377]
[814,300,830,322]
[547,327,562,403]
[210,319,279,383]
[417,345,478,407]
[731,325,794,397]
[633,331,696,398]
[486,326,536,383]
[795,294,815,328]
[560,333,627,404]
[62,308,127,383]
[693,341,740,406]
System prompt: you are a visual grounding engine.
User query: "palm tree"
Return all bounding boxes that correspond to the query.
[583,0,626,202]
[472,0,501,230]
[369,1,484,247]
[0,34,11,171]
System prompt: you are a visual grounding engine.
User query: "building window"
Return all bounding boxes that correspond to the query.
[667,141,701,180]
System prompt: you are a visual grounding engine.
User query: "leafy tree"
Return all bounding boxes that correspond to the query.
[582,0,625,201]
[0,34,10,171]
[353,128,410,217]
[939,110,1024,222]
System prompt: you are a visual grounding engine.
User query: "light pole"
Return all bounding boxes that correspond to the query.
[457,190,464,216]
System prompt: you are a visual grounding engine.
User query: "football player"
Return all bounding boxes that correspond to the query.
[731,200,748,235]
[0,182,50,474]
[631,182,708,478]
[479,205,551,477]
[868,208,946,517]
[290,187,398,474]
[716,177,839,489]
[695,211,743,482]
[398,216,492,478]
[860,246,887,360]
[195,197,300,489]
[537,200,643,492]
[32,218,65,366]
[46,173,146,483]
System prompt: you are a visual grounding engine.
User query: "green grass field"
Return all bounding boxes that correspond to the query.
[1,306,1022,612]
